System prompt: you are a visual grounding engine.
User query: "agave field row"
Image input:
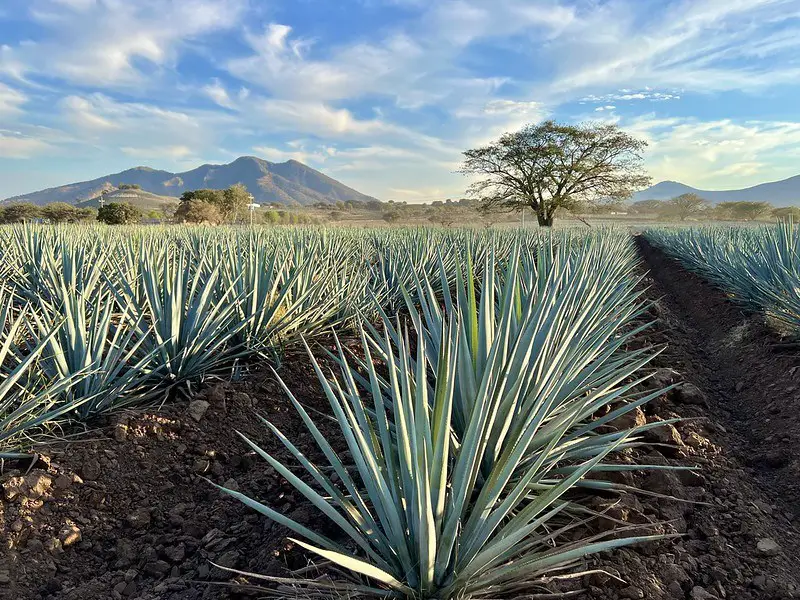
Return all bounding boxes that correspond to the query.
[644,221,800,333]
[0,224,677,598]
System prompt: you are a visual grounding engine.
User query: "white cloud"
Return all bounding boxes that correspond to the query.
[0,131,52,158]
[256,100,395,137]
[248,98,455,161]
[227,1,572,109]
[51,94,224,168]
[252,145,333,166]
[425,0,576,46]
[583,91,681,103]
[594,105,616,112]
[4,0,247,87]
[229,24,423,102]
[0,83,28,115]
[60,94,196,130]
[452,98,549,147]
[60,96,121,129]
[547,0,800,96]
[482,100,544,117]
[627,115,800,188]
[712,162,765,178]
[203,79,237,110]
[0,44,29,82]
[120,145,194,160]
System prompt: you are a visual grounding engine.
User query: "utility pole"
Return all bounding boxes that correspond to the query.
[246,194,259,226]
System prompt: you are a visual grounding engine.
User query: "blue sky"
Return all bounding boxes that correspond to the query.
[2,0,800,201]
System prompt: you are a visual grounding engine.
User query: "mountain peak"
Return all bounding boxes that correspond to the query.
[231,155,266,164]
[2,157,379,207]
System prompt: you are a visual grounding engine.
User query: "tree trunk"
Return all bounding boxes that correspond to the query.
[536,211,554,227]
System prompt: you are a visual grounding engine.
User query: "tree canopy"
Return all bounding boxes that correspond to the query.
[773,207,800,222]
[178,184,251,222]
[715,201,772,221]
[1,203,42,223]
[661,193,709,221]
[175,200,223,224]
[97,202,142,225]
[460,120,650,226]
[41,202,95,223]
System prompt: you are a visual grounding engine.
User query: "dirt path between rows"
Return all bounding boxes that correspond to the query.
[620,236,800,600]
[637,237,800,514]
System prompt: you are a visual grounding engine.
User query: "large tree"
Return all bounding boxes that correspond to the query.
[178,185,250,222]
[773,206,800,222]
[179,189,224,206]
[630,199,666,215]
[220,183,251,222]
[41,202,90,223]
[97,202,142,225]
[175,200,223,224]
[663,193,708,221]
[459,120,651,226]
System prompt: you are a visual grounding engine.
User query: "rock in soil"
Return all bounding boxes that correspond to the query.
[187,399,210,422]
[756,537,781,556]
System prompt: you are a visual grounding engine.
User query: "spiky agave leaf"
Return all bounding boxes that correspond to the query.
[361,231,656,478]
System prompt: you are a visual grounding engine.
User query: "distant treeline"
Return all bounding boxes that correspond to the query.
[0,202,96,224]
[6,189,795,227]
[624,196,800,221]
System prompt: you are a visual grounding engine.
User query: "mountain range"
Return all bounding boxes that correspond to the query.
[2,156,379,207]
[633,175,800,207]
[7,156,800,209]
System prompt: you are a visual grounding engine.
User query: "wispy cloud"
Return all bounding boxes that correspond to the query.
[547,0,800,96]
[120,145,194,160]
[202,79,237,110]
[3,0,247,87]
[0,130,52,158]
[0,82,27,115]
[582,90,681,103]
[628,115,800,187]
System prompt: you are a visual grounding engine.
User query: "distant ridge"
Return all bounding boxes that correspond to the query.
[2,156,379,206]
[633,175,800,207]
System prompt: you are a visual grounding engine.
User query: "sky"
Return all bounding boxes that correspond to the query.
[2,0,800,202]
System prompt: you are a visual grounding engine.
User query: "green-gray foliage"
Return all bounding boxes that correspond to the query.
[645,222,800,332]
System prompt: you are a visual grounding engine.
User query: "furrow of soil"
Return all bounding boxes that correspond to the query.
[637,236,800,514]
[602,235,800,600]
